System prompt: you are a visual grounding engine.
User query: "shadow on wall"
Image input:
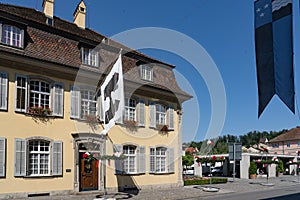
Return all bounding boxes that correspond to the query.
[116,175,140,195]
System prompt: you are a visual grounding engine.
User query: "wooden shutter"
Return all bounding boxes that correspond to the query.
[15,75,27,112]
[114,144,123,174]
[149,147,156,173]
[149,102,156,128]
[167,106,174,130]
[52,83,64,117]
[168,148,175,173]
[0,72,8,110]
[0,138,6,177]
[14,138,26,176]
[52,141,63,176]
[138,146,145,174]
[70,85,81,119]
[138,99,145,127]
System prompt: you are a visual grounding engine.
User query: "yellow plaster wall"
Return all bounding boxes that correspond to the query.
[0,66,182,193]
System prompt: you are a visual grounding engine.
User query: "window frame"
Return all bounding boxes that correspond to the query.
[81,89,97,118]
[0,23,24,48]
[149,146,174,174]
[123,145,137,174]
[124,98,136,121]
[155,103,166,126]
[81,47,99,67]
[14,138,63,177]
[28,140,51,176]
[140,65,153,81]
[14,75,64,117]
[0,71,8,111]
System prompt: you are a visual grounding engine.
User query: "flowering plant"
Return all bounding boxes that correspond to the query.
[28,106,52,116]
[195,156,225,166]
[82,152,98,163]
[123,120,138,132]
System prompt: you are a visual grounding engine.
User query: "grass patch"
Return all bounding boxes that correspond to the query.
[184,177,228,186]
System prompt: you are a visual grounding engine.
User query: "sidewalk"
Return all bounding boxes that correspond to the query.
[24,176,300,200]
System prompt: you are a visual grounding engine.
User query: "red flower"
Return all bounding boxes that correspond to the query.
[220,156,225,160]
[83,153,88,158]
[212,156,216,161]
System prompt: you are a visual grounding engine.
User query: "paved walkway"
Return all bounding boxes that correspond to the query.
[22,176,300,200]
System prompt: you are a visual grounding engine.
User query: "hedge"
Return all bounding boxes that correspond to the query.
[184,178,228,186]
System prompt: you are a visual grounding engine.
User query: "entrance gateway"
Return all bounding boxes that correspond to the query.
[72,133,106,192]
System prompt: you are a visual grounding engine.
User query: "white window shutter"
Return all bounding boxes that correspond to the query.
[149,102,156,128]
[97,94,103,121]
[138,99,145,127]
[52,141,63,176]
[0,137,6,177]
[0,72,8,110]
[114,144,123,174]
[167,106,174,130]
[52,83,64,117]
[168,148,175,173]
[138,146,145,174]
[149,147,156,173]
[15,75,27,112]
[14,138,26,176]
[70,85,81,119]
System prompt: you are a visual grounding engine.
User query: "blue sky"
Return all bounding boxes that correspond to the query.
[2,0,300,142]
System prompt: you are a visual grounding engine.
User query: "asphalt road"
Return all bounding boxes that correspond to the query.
[198,184,300,200]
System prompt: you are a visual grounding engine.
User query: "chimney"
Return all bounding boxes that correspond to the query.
[73,1,86,29]
[42,0,54,18]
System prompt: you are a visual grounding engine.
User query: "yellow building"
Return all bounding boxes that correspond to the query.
[0,0,191,198]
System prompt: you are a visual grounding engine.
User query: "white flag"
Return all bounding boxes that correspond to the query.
[100,54,124,134]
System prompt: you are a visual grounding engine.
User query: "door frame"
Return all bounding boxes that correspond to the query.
[72,133,106,192]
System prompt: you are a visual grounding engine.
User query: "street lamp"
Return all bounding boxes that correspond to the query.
[207,139,212,185]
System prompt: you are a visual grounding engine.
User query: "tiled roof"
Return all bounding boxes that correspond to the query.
[0,3,192,100]
[269,127,300,142]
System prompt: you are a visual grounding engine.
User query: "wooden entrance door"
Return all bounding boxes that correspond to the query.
[80,158,98,191]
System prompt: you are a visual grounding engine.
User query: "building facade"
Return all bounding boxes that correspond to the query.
[268,127,300,156]
[0,0,191,198]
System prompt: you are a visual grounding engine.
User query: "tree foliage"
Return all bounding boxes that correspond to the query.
[188,130,287,154]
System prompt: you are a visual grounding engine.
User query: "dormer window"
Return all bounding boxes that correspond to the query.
[81,47,98,67]
[140,65,153,81]
[1,24,24,48]
[46,17,53,26]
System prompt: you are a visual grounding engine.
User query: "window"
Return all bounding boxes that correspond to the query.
[114,144,145,175]
[0,72,8,110]
[124,98,136,121]
[70,86,99,119]
[155,147,167,173]
[272,143,279,148]
[287,143,290,148]
[156,104,166,125]
[0,137,6,177]
[1,24,23,48]
[28,140,50,176]
[81,90,97,117]
[149,147,174,174]
[298,142,300,146]
[123,145,136,173]
[14,138,62,177]
[149,102,174,130]
[140,65,153,81]
[29,80,50,109]
[81,47,98,67]
[15,75,64,117]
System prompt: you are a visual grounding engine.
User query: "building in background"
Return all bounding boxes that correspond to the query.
[268,127,300,156]
[0,0,191,198]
